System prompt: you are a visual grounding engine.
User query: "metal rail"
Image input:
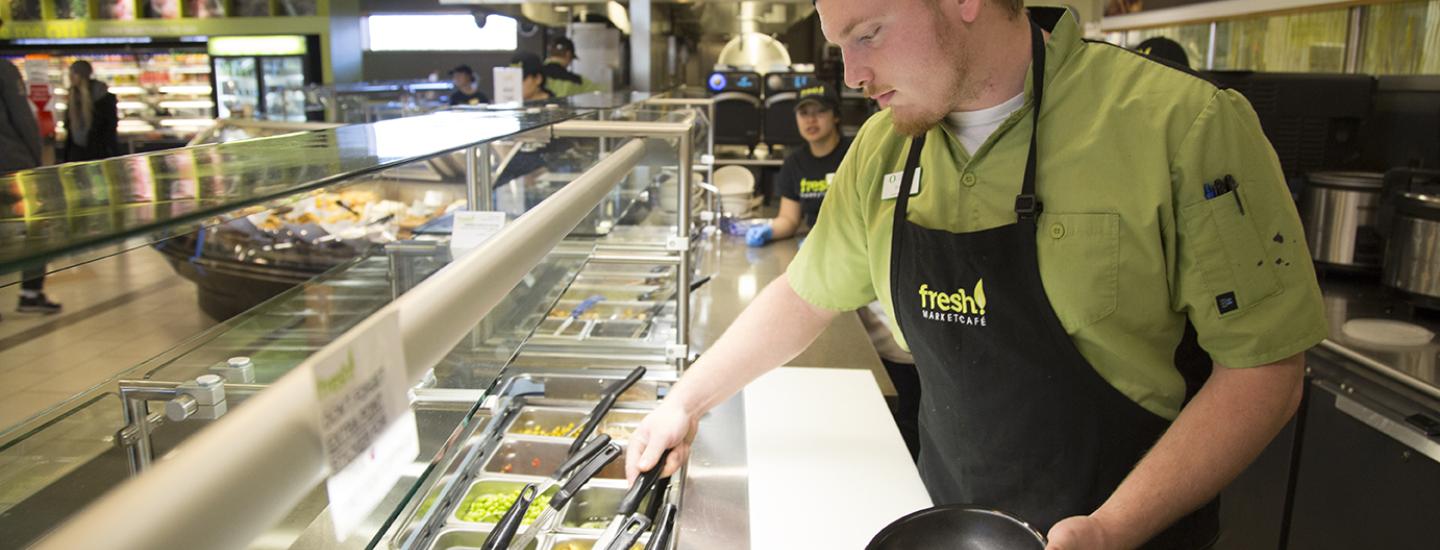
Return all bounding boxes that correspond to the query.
[32,138,649,550]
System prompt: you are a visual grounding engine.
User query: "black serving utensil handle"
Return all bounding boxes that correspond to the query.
[644,504,678,550]
[555,434,612,481]
[554,441,623,509]
[618,449,670,516]
[568,366,647,456]
[642,476,670,523]
[480,482,538,550]
[602,513,653,550]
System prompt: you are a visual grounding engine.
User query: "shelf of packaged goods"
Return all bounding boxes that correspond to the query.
[158,100,215,109]
[159,85,214,95]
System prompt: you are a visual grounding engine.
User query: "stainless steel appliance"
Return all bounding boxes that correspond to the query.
[1383,190,1440,308]
[1301,171,1386,270]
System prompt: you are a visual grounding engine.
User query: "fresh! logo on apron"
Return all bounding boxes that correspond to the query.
[916,279,988,326]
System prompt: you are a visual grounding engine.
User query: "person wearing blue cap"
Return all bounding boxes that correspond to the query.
[746,82,850,247]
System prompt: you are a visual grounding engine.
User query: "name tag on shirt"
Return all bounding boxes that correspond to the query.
[881,168,922,200]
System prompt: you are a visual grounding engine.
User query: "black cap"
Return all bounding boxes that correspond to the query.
[550,36,578,60]
[1135,37,1190,69]
[510,52,545,77]
[448,64,475,78]
[793,82,840,112]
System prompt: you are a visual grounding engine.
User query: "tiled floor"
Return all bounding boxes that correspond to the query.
[0,246,218,430]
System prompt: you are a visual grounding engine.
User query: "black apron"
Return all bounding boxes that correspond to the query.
[887,17,1219,549]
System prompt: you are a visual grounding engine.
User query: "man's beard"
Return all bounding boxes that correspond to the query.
[886,28,976,137]
[890,96,953,137]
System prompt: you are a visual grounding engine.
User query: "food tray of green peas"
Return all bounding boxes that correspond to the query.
[448,477,638,531]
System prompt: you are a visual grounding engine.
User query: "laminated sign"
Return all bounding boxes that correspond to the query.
[307,308,418,539]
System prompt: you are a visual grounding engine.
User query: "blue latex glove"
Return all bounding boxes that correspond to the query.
[745,224,773,247]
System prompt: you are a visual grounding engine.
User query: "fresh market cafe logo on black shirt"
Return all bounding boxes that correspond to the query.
[917,280,988,326]
[799,174,833,199]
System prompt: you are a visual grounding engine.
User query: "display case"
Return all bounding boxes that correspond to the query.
[208,35,323,122]
[3,48,216,151]
[0,96,713,550]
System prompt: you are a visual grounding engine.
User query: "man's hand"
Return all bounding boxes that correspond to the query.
[1046,515,1112,550]
[622,276,840,483]
[625,400,699,483]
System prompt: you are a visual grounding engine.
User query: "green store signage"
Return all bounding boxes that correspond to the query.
[0,18,327,40]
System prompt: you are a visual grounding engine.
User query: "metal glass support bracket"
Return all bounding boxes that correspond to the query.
[115,377,232,475]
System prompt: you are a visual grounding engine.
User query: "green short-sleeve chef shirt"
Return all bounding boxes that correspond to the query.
[787,7,1327,420]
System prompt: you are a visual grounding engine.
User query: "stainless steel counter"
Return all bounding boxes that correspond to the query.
[673,227,899,550]
[1314,273,1440,401]
[687,229,895,394]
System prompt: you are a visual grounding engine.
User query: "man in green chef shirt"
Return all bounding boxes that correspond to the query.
[628,1,1327,548]
[542,37,602,98]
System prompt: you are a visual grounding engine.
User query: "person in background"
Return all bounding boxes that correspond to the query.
[747,82,850,247]
[0,60,41,175]
[511,52,554,102]
[746,82,922,459]
[542,37,600,98]
[447,65,490,106]
[1134,36,1191,69]
[61,60,119,162]
[1,60,62,315]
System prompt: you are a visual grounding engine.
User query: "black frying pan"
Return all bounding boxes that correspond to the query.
[865,505,1046,550]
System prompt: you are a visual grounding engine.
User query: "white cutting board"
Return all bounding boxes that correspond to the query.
[744,367,933,549]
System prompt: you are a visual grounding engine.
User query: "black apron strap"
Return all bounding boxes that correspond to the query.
[893,134,927,234]
[1014,17,1046,221]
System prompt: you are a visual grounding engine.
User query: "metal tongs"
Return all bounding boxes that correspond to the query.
[607,475,676,550]
[507,439,624,550]
[594,449,671,550]
[566,366,647,456]
[535,433,614,499]
[554,294,606,337]
[479,482,539,550]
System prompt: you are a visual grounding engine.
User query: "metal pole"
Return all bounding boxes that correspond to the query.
[117,381,187,475]
[630,0,653,92]
[706,101,717,217]
[1344,6,1365,74]
[120,396,154,474]
[1206,21,1218,71]
[465,145,480,210]
[477,144,493,211]
[677,131,693,369]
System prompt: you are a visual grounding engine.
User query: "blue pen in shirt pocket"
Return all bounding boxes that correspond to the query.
[1204,175,1244,215]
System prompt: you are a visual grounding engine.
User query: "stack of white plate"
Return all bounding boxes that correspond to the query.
[715,165,756,217]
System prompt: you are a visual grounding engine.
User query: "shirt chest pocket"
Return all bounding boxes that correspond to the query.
[1037,212,1120,333]
[1179,194,1282,317]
